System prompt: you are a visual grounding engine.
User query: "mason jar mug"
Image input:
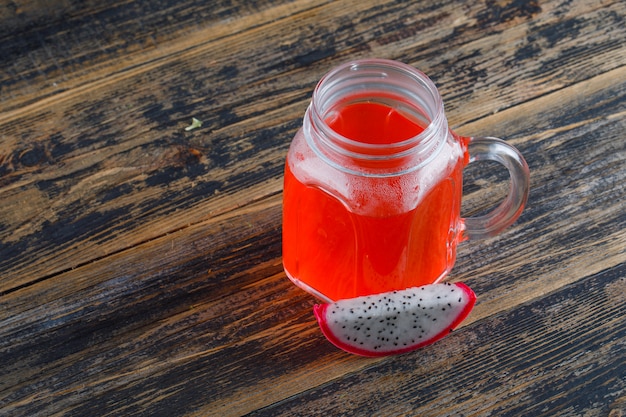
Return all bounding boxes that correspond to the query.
[282,59,530,302]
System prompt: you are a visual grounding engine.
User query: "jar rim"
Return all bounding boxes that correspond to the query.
[305,59,448,176]
[310,59,447,154]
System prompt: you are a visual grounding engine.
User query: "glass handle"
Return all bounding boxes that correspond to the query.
[463,136,530,240]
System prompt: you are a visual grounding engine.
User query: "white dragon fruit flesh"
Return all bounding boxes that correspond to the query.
[313,282,476,357]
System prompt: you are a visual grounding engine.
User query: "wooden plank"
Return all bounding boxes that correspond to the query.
[1,0,624,291]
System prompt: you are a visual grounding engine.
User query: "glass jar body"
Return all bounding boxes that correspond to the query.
[282,61,469,301]
[282,59,530,302]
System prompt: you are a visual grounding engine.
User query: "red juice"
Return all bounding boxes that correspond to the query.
[283,102,466,301]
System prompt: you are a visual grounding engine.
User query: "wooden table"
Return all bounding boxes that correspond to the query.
[1,1,624,415]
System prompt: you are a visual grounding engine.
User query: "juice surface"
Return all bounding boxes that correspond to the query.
[283,102,464,301]
[326,101,424,144]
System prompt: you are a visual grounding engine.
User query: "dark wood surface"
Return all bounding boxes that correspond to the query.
[1,0,624,415]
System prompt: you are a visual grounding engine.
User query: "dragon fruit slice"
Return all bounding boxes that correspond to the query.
[313,282,476,357]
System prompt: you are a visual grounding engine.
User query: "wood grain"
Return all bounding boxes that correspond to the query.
[0,0,624,415]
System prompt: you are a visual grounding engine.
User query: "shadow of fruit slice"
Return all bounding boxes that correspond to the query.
[313,283,476,357]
